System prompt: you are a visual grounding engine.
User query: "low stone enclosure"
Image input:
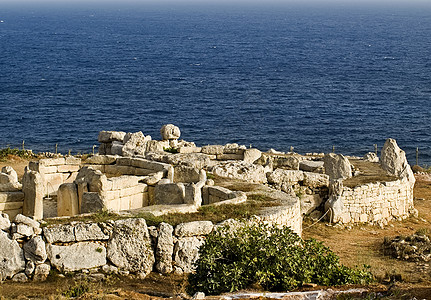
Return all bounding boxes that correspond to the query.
[0,124,418,282]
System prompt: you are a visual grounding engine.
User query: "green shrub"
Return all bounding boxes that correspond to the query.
[188,221,373,295]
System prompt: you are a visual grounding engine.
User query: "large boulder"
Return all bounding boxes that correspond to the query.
[174,237,204,274]
[323,153,352,180]
[0,168,22,191]
[107,218,155,276]
[0,230,26,280]
[160,124,181,141]
[1,166,18,182]
[381,138,415,182]
[122,131,151,157]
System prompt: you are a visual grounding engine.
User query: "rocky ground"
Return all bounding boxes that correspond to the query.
[1,156,431,299]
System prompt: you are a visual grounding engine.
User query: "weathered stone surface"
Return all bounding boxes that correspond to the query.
[14,214,40,229]
[0,213,11,231]
[267,169,304,186]
[43,224,75,243]
[12,272,28,282]
[270,155,300,170]
[201,145,224,155]
[364,152,379,163]
[300,194,323,215]
[110,141,124,156]
[48,242,106,272]
[74,223,109,241]
[0,173,22,192]
[174,237,204,273]
[174,221,213,237]
[243,148,262,164]
[57,183,79,217]
[1,166,18,182]
[146,140,170,153]
[155,222,174,274]
[84,155,117,165]
[23,236,47,264]
[162,153,213,169]
[160,124,181,140]
[303,172,329,188]
[107,218,155,274]
[33,263,50,281]
[22,168,44,220]
[381,138,415,182]
[0,230,25,280]
[98,131,126,143]
[184,181,205,206]
[25,261,35,277]
[212,162,267,183]
[11,223,34,239]
[143,171,164,186]
[122,131,151,157]
[299,160,324,172]
[323,153,352,180]
[154,183,186,205]
[325,179,344,223]
[81,192,106,213]
[173,165,206,183]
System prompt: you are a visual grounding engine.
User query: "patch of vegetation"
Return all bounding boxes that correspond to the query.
[0,147,34,161]
[188,221,373,295]
[61,280,91,298]
[44,209,124,226]
[163,147,179,154]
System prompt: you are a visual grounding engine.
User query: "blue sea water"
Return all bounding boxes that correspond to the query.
[1,2,431,164]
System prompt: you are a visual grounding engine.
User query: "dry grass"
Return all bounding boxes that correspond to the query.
[343,159,398,188]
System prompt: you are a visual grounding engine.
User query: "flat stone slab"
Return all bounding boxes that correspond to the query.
[128,204,198,217]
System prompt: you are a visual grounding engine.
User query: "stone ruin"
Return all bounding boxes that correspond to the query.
[0,124,419,283]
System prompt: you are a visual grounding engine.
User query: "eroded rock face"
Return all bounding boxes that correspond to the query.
[122,131,151,157]
[0,213,11,231]
[160,124,181,141]
[48,242,106,272]
[23,236,47,264]
[174,221,214,237]
[364,152,379,163]
[155,222,174,274]
[323,153,352,180]
[212,162,268,184]
[22,168,44,220]
[0,230,26,280]
[1,166,18,183]
[107,218,154,276]
[381,138,415,183]
[174,236,204,274]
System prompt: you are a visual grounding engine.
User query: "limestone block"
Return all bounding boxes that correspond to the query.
[11,223,34,239]
[81,192,106,213]
[160,124,181,140]
[84,155,117,165]
[131,158,170,172]
[134,168,154,176]
[57,165,80,173]
[110,141,124,156]
[148,186,155,206]
[216,153,244,161]
[48,242,106,272]
[23,236,47,264]
[75,167,109,194]
[33,263,50,281]
[201,145,224,155]
[74,223,109,241]
[303,172,329,188]
[107,199,120,212]
[12,272,28,282]
[155,183,185,205]
[107,218,155,274]
[212,161,267,184]
[122,131,151,157]
[300,194,323,215]
[173,165,205,183]
[146,140,170,153]
[174,221,213,237]
[243,148,262,164]
[0,213,11,231]
[105,165,136,176]
[0,201,23,212]
[142,171,164,185]
[106,190,120,201]
[119,184,147,198]
[129,193,147,209]
[184,181,205,206]
[267,169,304,186]
[43,224,75,243]
[207,186,232,200]
[116,157,133,166]
[39,158,66,167]
[28,162,57,174]
[22,168,44,220]
[14,214,40,229]
[178,146,202,154]
[57,183,79,217]
[155,222,174,274]
[119,196,130,210]
[0,230,25,280]
[381,138,415,182]
[223,143,245,154]
[364,152,379,163]
[1,166,18,182]
[109,175,140,190]
[0,192,25,203]
[324,153,352,180]
[65,156,81,165]
[98,131,126,143]
[173,237,204,274]
[299,160,324,172]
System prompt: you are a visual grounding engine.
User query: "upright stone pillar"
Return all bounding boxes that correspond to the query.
[22,167,44,220]
[57,183,79,217]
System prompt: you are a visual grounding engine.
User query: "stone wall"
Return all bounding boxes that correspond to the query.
[330,179,415,225]
[0,214,302,282]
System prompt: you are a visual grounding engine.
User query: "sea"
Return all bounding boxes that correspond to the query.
[1,1,431,165]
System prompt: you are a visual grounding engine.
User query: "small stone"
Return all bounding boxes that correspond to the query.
[192,292,205,300]
[25,261,35,277]
[12,272,28,282]
[33,263,51,281]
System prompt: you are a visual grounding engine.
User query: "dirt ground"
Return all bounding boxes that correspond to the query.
[1,158,431,299]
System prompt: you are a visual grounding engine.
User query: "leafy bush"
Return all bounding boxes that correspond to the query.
[188,221,373,295]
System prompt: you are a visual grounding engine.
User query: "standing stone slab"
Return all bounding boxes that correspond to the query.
[57,183,79,217]
[381,138,415,183]
[48,242,106,272]
[22,168,44,220]
[155,222,174,274]
[0,230,25,280]
[107,218,154,275]
[174,237,204,274]
[323,153,352,180]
